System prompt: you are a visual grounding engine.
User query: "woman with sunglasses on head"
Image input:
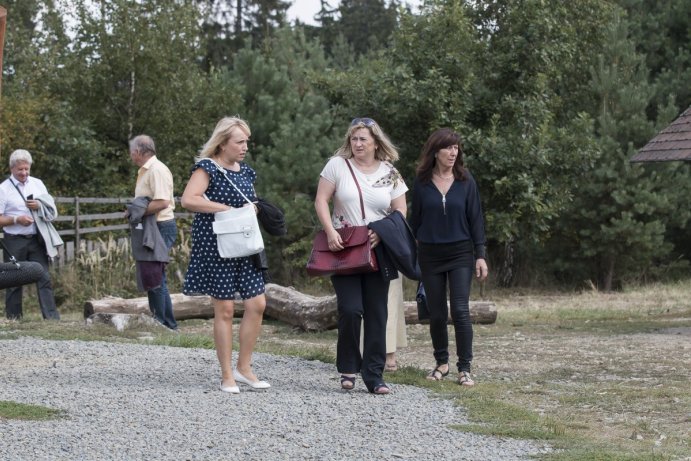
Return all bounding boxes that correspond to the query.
[410,128,488,387]
[314,117,408,394]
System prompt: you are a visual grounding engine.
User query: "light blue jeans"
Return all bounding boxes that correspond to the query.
[147,220,178,330]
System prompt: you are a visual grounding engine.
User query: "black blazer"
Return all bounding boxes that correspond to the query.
[368,210,421,281]
[256,198,287,236]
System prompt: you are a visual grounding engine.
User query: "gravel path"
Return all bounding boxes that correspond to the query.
[0,337,551,460]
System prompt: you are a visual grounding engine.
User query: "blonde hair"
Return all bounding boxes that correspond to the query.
[333,119,399,163]
[197,116,251,161]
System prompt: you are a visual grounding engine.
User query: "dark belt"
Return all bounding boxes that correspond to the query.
[4,233,37,239]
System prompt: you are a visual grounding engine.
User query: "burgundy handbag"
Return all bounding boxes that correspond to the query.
[306,159,379,277]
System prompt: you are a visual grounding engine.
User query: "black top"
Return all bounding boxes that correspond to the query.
[409,170,486,259]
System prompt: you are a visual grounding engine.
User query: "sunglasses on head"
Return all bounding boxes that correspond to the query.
[350,117,377,127]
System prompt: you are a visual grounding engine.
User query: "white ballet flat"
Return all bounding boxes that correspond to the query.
[219,382,240,394]
[233,369,271,389]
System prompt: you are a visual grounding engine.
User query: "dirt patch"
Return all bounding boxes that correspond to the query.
[245,298,691,456]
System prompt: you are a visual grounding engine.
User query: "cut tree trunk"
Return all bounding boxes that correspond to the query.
[86,313,163,331]
[264,284,337,331]
[83,294,226,320]
[84,283,497,331]
[403,300,497,325]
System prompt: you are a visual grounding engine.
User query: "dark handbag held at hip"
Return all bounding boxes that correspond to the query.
[416,281,430,321]
[306,226,378,276]
[0,239,45,290]
[306,157,379,277]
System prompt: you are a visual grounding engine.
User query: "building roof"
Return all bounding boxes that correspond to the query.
[630,106,691,163]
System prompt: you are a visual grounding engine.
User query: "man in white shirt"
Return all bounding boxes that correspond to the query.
[0,149,60,320]
[128,135,178,330]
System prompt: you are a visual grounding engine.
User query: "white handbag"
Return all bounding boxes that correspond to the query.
[206,160,264,259]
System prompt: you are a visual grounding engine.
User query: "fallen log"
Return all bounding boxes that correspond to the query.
[83,294,238,320]
[85,313,163,331]
[84,283,496,331]
[403,300,497,325]
[264,284,337,331]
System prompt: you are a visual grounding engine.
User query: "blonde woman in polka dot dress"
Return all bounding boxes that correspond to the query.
[181,117,270,394]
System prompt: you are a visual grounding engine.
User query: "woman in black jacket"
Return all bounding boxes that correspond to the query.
[409,128,489,386]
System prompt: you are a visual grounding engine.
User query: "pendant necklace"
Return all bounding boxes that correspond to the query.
[434,172,453,215]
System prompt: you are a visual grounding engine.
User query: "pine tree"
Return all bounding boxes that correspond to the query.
[555,13,678,290]
[228,28,341,284]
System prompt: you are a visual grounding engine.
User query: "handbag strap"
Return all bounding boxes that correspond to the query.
[8,176,38,222]
[0,238,19,266]
[344,159,366,222]
[203,159,254,206]
[9,177,27,201]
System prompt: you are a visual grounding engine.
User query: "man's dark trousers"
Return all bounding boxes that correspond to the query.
[3,233,59,320]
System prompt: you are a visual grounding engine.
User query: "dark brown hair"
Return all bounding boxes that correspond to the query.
[415,128,466,183]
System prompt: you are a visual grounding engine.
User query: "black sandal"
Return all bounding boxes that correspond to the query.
[426,364,450,381]
[458,371,475,387]
[372,383,390,395]
[340,375,356,390]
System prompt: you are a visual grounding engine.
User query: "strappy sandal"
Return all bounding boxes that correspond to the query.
[458,371,475,387]
[372,383,391,395]
[340,374,356,390]
[384,362,398,373]
[426,364,450,381]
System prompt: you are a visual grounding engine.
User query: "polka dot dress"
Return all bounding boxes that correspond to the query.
[183,159,265,300]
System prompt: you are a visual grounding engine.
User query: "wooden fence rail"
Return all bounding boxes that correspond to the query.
[1,197,192,266]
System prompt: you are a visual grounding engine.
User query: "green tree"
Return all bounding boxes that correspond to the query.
[244,0,291,48]
[228,28,340,284]
[336,0,399,55]
[616,0,691,112]
[551,13,684,290]
[461,0,613,284]
[61,0,215,195]
[0,0,87,193]
[199,0,290,68]
[313,0,400,57]
[199,0,237,69]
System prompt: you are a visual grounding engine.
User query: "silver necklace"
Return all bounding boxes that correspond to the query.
[433,172,454,214]
[434,172,454,180]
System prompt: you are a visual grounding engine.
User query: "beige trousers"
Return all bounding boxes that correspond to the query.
[386,276,408,353]
[360,274,408,354]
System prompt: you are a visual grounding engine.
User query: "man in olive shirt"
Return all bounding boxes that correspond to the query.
[128,135,178,330]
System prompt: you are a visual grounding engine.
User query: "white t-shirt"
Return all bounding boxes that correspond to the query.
[320,156,408,228]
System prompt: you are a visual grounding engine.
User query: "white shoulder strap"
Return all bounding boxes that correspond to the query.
[201,158,253,205]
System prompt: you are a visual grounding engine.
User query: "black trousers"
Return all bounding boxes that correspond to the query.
[419,241,474,372]
[422,266,474,372]
[331,271,390,391]
[3,234,59,320]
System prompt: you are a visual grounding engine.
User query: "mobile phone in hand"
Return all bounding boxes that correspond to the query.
[26,194,34,200]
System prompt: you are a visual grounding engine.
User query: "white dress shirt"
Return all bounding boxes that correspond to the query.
[0,175,49,235]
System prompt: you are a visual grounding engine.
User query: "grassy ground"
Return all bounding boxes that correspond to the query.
[1,280,689,460]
